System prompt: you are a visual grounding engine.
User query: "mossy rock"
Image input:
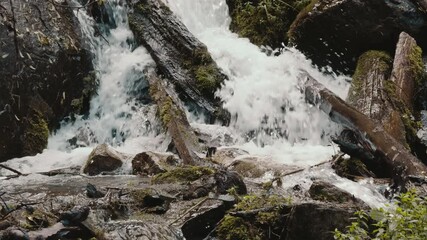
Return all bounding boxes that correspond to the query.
[216,194,290,239]
[332,155,375,179]
[227,0,311,48]
[151,166,215,184]
[22,111,49,156]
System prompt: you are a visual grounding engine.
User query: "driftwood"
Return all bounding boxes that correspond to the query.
[129,0,228,123]
[303,73,427,183]
[147,72,202,165]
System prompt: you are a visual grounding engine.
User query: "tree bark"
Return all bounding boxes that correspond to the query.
[128,0,228,123]
[347,50,407,145]
[303,73,427,181]
[390,32,421,111]
[147,72,201,165]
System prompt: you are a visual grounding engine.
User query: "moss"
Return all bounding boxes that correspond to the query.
[348,51,392,104]
[159,96,173,126]
[23,110,49,155]
[216,194,290,239]
[229,0,310,47]
[409,45,424,87]
[151,166,215,184]
[332,156,373,179]
[217,215,258,240]
[195,64,221,95]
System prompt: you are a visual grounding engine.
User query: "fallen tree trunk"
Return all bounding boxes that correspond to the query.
[147,72,202,165]
[129,0,228,123]
[303,73,427,184]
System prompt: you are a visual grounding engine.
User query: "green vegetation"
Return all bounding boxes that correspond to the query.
[217,194,291,240]
[229,0,311,47]
[151,166,215,184]
[334,189,427,240]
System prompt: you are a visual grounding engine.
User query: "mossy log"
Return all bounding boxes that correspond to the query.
[129,0,228,123]
[303,73,427,185]
[147,73,201,165]
[347,50,407,146]
[390,32,424,111]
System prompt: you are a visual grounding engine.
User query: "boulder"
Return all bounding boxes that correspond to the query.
[288,0,427,73]
[131,151,179,176]
[0,0,95,161]
[83,144,125,176]
[308,181,365,206]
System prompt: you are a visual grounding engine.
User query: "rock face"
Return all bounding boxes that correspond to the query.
[128,0,228,123]
[83,144,125,175]
[288,0,427,73]
[0,0,95,162]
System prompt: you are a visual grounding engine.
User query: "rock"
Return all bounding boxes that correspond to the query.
[227,156,301,178]
[86,183,106,199]
[332,154,376,180]
[128,0,228,123]
[129,189,172,214]
[284,202,361,240]
[226,0,310,48]
[181,199,233,239]
[59,206,90,225]
[152,166,216,184]
[210,147,249,166]
[0,0,95,162]
[288,0,427,73]
[83,144,125,176]
[309,181,365,206]
[131,151,179,176]
[214,170,247,195]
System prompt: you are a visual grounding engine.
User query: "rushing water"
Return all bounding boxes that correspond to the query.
[0,0,387,207]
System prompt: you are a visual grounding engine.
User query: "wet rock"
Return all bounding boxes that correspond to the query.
[151,166,215,184]
[59,206,90,225]
[288,0,427,73]
[0,0,94,161]
[309,181,364,205]
[227,157,301,179]
[210,147,249,166]
[132,151,179,176]
[83,144,125,176]
[332,154,376,180]
[129,189,173,214]
[181,199,233,240]
[86,183,106,199]
[284,202,360,240]
[183,170,247,200]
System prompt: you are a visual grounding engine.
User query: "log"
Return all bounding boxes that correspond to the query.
[147,72,202,165]
[389,32,423,111]
[302,73,427,182]
[128,0,228,123]
[347,50,407,145]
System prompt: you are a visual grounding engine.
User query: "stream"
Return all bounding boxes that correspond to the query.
[0,0,386,209]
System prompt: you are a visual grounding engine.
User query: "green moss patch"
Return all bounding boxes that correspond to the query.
[151,166,215,184]
[23,111,49,155]
[217,194,290,239]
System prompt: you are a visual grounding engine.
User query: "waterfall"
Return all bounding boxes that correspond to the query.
[0,0,387,207]
[165,0,350,166]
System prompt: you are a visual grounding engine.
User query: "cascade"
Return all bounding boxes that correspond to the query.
[0,0,387,207]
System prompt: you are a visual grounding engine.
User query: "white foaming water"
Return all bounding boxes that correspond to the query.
[166,0,350,166]
[0,0,163,175]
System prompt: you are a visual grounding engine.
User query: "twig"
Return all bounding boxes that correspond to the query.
[0,164,22,175]
[169,197,208,225]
